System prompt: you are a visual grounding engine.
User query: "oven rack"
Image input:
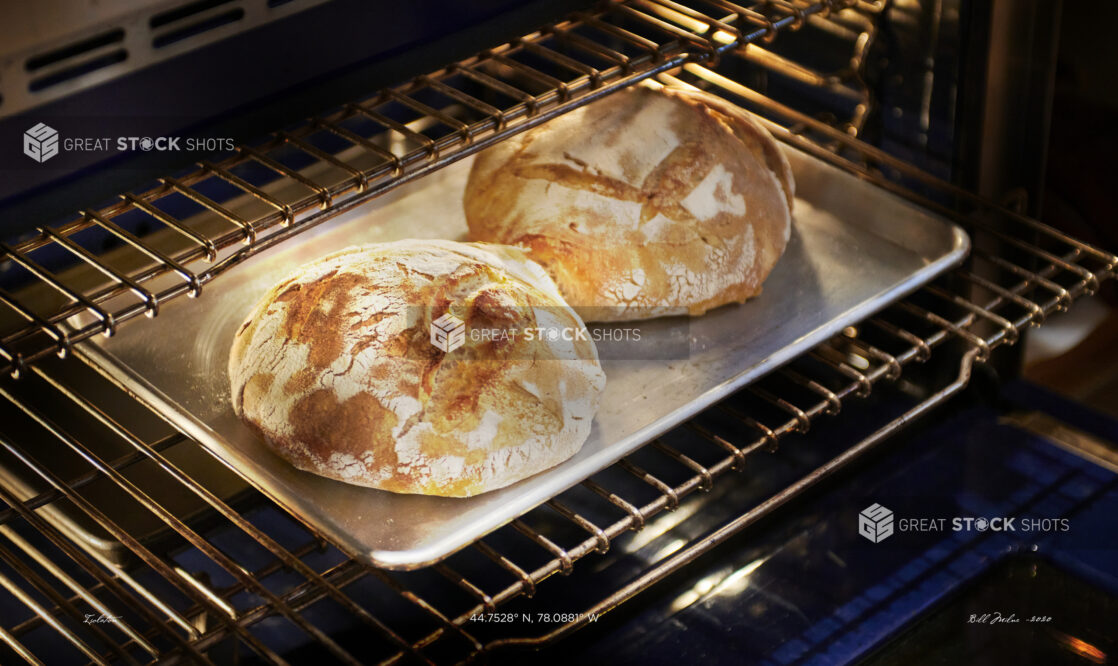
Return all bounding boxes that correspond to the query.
[0,309,986,665]
[0,1,1114,664]
[0,0,861,380]
[0,164,1111,660]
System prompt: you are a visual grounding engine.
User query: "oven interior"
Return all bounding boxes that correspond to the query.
[0,0,1115,663]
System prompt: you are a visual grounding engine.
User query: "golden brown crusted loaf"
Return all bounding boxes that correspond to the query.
[464,85,795,322]
[228,240,606,497]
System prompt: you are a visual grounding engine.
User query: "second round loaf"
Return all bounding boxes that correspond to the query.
[464,85,795,322]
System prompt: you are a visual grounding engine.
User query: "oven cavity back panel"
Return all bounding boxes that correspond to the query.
[76,145,969,569]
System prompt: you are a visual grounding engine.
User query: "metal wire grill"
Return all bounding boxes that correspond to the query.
[0,0,857,379]
[0,0,1115,663]
[0,312,979,664]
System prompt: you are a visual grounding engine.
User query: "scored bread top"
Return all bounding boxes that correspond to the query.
[228,240,606,497]
[464,84,794,322]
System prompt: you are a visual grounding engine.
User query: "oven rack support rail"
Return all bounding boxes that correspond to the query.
[0,0,861,379]
[0,0,1114,664]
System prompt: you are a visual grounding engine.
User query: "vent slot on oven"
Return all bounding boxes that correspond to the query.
[24,29,125,73]
[25,29,127,93]
[150,0,236,29]
[150,0,245,49]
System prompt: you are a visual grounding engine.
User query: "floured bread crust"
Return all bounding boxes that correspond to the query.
[228,240,606,497]
[464,85,794,322]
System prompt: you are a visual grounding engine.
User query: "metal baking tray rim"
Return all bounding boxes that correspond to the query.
[70,148,969,570]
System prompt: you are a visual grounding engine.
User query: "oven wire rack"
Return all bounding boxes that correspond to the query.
[0,0,1114,663]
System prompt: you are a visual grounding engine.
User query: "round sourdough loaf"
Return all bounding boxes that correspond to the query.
[464,84,795,322]
[228,240,606,497]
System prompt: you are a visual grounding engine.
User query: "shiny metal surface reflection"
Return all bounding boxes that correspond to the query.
[77,146,968,569]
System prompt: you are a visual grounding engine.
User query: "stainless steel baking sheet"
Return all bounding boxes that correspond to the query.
[77,146,968,569]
